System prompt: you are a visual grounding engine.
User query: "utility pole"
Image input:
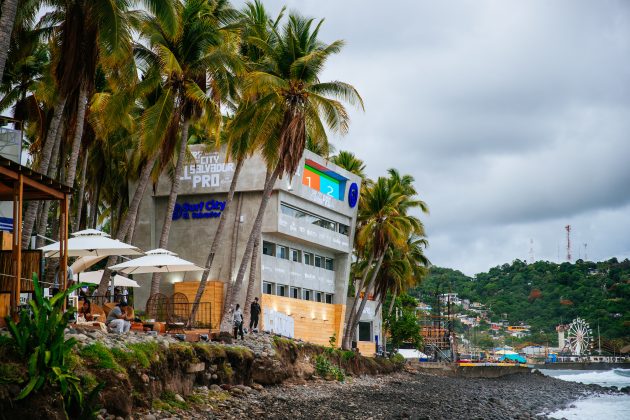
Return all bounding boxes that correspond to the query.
[565,225,572,262]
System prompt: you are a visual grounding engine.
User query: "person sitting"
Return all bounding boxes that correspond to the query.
[106,301,131,334]
[78,299,94,321]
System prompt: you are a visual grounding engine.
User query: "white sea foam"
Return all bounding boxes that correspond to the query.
[540,369,630,419]
[538,368,630,389]
[548,394,630,420]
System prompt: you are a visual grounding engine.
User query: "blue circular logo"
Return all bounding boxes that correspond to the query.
[348,183,359,208]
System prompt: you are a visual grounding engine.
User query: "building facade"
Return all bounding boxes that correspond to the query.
[133,145,377,348]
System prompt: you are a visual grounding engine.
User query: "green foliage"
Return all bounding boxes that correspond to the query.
[314,354,345,381]
[340,350,356,361]
[80,342,124,373]
[384,292,423,350]
[4,274,87,414]
[411,260,630,343]
[389,353,405,365]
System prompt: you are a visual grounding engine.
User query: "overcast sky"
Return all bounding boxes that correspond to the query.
[236,0,630,275]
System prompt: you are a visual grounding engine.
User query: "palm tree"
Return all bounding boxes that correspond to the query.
[342,176,424,349]
[331,150,367,180]
[20,0,178,248]
[135,0,241,295]
[218,13,364,331]
[190,0,286,325]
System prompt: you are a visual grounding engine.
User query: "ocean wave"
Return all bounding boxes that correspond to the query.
[539,368,630,388]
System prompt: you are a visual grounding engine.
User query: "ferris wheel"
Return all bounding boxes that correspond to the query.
[566,317,592,355]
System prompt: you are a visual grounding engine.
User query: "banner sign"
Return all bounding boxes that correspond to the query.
[172,200,226,221]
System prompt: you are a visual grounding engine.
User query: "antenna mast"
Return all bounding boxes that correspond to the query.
[529,238,534,264]
[565,225,572,262]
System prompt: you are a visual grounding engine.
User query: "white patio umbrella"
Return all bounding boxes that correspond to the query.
[108,248,204,274]
[39,229,143,258]
[73,270,140,288]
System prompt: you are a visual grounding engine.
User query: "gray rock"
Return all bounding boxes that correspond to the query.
[174,394,185,403]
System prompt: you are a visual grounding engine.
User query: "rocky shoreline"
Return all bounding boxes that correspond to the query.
[136,369,623,420]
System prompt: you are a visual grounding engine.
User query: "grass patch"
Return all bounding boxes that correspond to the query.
[0,361,26,384]
[315,354,345,382]
[207,390,230,401]
[161,390,188,410]
[225,346,253,362]
[79,342,125,373]
[111,342,159,369]
[193,343,227,360]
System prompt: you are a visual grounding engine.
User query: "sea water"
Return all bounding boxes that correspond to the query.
[539,368,630,419]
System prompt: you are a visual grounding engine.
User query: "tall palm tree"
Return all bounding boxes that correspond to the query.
[190,0,285,325]
[21,0,178,248]
[135,0,241,295]
[219,13,364,331]
[342,176,424,349]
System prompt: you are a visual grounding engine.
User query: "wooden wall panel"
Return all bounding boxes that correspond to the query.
[260,294,345,347]
[174,281,225,331]
[0,250,41,292]
[357,341,375,357]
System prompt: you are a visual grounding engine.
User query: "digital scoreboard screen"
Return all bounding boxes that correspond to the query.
[302,160,346,200]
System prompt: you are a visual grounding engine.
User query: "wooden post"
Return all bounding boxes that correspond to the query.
[11,174,23,319]
[59,194,69,310]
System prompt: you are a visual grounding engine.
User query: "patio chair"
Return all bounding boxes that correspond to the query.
[167,292,189,333]
[146,293,169,322]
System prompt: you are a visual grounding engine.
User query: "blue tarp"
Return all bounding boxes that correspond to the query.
[499,354,526,363]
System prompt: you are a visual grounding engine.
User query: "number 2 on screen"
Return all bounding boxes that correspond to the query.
[326,185,334,196]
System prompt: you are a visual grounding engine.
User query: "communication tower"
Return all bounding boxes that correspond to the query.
[583,243,588,261]
[529,238,534,264]
[565,225,572,262]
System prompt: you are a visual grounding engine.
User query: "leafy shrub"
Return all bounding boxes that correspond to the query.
[4,274,100,417]
[389,353,405,365]
[341,350,356,361]
[314,354,345,381]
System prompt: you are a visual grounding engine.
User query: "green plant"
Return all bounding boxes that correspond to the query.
[341,350,356,361]
[314,354,345,382]
[329,333,337,348]
[390,353,405,365]
[4,274,97,416]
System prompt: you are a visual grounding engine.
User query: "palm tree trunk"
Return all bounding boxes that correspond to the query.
[0,0,18,83]
[149,119,190,295]
[35,121,65,248]
[382,289,397,355]
[73,149,89,231]
[218,163,282,332]
[96,154,156,296]
[243,234,260,323]
[342,254,374,348]
[344,252,386,350]
[188,158,243,325]
[21,95,67,248]
[89,180,101,228]
[65,85,88,187]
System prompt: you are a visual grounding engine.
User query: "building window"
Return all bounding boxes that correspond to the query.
[290,287,300,299]
[314,255,323,268]
[277,285,286,297]
[316,292,323,302]
[338,223,350,236]
[263,282,273,295]
[290,249,301,262]
[304,252,314,266]
[303,290,312,301]
[263,241,275,256]
[280,203,338,233]
[325,258,334,271]
[277,245,289,260]
[325,294,333,304]
[358,321,372,342]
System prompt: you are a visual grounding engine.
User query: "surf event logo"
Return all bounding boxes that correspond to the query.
[172,200,226,221]
[180,150,235,189]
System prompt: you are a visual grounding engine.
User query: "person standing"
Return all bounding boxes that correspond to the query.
[106,301,131,333]
[233,304,244,340]
[249,297,261,333]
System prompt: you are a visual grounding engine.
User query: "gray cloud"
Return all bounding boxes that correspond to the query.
[234,0,630,274]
